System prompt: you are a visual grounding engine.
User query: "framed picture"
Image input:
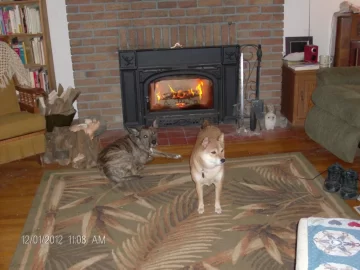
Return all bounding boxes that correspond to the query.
[285,36,313,55]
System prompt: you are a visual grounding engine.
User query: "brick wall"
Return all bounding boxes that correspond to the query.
[66,0,284,129]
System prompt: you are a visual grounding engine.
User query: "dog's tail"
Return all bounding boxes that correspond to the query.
[201,120,210,129]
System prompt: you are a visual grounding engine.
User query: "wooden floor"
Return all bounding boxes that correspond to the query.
[0,127,359,269]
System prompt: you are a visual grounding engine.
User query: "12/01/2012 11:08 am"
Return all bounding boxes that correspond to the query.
[69,235,106,245]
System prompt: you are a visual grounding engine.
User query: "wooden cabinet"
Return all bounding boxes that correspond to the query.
[281,66,317,126]
[334,13,360,67]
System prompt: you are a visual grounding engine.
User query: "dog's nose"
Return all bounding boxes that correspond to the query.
[151,140,157,145]
[220,158,226,163]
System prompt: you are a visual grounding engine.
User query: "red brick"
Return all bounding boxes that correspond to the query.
[136,28,145,49]
[118,11,142,19]
[195,25,203,46]
[249,30,271,37]
[249,14,273,21]
[271,60,283,67]
[236,6,260,13]
[170,9,185,16]
[67,14,92,22]
[262,68,281,76]
[213,24,221,45]
[158,1,177,8]
[262,6,284,13]
[131,2,156,10]
[105,3,130,11]
[92,12,117,20]
[262,22,283,29]
[85,54,109,62]
[171,26,179,45]
[145,28,153,48]
[96,45,118,53]
[127,29,137,48]
[249,0,272,4]
[237,30,250,38]
[99,77,120,84]
[94,29,119,36]
[66,6,78,13]
[66,0,90,4]
[198,0,222,6]
[75,78,99,86]
[274,0,284,4]
[225,15,247,22]
[186,8,210,16]
[72,56,84,63]
[143,10,168,17]
[86,70,113,78]
[78,94,100,101]
[212,7,236,14]
[272,30,284,37]
[79,5,104,12]
[92,0,117,2]
[69,31,93,38]
[273,14,284,21]
[76,103,89,110]
[118,28,128,49]
[162,27,170,47]
[200,16,223,23]
[205,25,212,45]
[96,61,119,69]
[237,22,261,30]
[68,23,81,30]
[178,1,197,8]
[81,21,107,29]
[221,24,230,45]
[132,18,157,26]
[107,20,131,27]
[223,0,247,4]
[73,63,96,70]
[70,40,82,47]
[154,27,162,48]
[179,17,200,24]
[186,26,195,46]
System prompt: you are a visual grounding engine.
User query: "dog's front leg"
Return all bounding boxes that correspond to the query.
[195,182,205,214]
[214,173,224,214]
[150,149,182,159]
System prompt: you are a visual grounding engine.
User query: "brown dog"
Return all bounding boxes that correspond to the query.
[190,120,225,214]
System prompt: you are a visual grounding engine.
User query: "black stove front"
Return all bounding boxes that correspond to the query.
[118,45,239,127]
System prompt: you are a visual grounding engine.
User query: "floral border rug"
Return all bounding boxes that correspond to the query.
[10,152,357,270]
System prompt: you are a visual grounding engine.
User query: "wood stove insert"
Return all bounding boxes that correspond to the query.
[118,45,239,127]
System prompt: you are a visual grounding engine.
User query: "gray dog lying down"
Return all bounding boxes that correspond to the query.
[97,120,181,183]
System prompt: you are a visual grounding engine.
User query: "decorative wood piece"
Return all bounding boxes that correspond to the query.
[281,65,317,126]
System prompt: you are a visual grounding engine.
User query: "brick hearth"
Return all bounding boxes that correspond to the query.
[66,0,284,129]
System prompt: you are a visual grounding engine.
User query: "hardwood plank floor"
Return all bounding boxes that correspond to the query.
[0,127,359,269]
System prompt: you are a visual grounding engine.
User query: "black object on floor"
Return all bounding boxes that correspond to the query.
[324,163,344,193]
[340,169,359,200]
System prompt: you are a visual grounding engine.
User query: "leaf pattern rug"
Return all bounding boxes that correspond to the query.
[10,152,358,270]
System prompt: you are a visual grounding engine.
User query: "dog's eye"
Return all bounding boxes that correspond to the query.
[221,149,224,153]
[144,135,148,138]
[211,151,216,154]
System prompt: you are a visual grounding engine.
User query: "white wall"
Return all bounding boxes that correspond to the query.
[284,0,360,57]
[45,0,77,117]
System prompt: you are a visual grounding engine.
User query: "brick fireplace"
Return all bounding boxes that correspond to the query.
[66,0,284,129]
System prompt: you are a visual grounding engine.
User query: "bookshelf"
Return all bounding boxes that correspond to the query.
[0,0,56,93]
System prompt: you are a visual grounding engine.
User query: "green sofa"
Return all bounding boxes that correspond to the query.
[305,67,360,163]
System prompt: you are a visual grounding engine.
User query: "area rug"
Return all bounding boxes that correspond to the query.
[10,152,358,270]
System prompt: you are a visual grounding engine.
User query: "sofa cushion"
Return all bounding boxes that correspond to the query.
[0,80,20,116]
[0,112,45,140]
[312,84,360,128]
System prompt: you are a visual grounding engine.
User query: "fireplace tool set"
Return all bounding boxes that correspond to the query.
[233,44,263,135]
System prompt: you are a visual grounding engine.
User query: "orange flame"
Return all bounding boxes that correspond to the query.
[196,81,203,100]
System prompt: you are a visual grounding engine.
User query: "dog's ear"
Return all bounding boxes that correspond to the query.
[217,133,224,143]
[152,118,159,129]
[125,126,140,136]
[202,137,209,148]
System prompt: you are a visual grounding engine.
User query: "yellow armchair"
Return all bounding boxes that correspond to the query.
[0,79,46,165]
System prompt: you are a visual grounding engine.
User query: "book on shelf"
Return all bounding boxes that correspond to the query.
[10,37,45,65]
[28,69,50,93]
[0,4,41,35]
[283,60,319,71]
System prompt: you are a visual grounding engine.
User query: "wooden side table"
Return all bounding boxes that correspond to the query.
[281,65,317,126]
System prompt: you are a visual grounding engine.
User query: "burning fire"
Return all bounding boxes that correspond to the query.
[156,80,204,108]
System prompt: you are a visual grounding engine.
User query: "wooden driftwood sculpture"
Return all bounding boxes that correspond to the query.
[43,119,102,169]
